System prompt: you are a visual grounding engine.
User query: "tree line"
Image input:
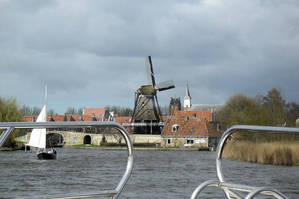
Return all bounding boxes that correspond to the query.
[217,88,299,141]
[21,105,57,116]
[20,105,134,117]
[0,97,23,147]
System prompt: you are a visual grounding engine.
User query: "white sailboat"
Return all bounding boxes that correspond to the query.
[26,85,56,160]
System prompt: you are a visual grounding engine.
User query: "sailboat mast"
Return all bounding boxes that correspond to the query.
[40,84,47,150]
[45,84,48,109]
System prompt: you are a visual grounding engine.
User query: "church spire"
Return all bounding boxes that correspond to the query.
[185,82,191,99]
[184,82,191,110]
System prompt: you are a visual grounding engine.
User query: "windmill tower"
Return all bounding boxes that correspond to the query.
[131,56,175,134]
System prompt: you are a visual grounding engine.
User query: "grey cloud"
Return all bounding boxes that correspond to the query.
[0,0,298,113]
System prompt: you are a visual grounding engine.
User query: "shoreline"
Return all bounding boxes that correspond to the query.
[1,145,211,152]
[65,145,211,151]
[1,143,214,152]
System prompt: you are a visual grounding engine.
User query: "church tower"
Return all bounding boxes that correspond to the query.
[184,82,191,110]
[169,97,181,115]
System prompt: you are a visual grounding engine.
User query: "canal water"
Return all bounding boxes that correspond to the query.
[0,148,298,199]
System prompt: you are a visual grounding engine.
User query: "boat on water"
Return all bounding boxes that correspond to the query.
[26,104,57,160]
[37,147,56,160]
[25,85,57,160]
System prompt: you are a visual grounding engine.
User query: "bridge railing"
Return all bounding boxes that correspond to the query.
[0,121,134,199]
[191,125,299,199]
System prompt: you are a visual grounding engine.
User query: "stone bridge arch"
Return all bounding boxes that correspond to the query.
[83,135,91,144]
[46,132,64,147]
[47,131,103,146]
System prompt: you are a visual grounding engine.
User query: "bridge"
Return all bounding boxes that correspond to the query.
[17,130,162,147]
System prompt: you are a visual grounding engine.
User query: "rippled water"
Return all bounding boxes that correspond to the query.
[0,148,298,199]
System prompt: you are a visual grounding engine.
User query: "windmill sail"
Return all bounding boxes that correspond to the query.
[27,105,47,149]
[156,80,175,91]
[146,56,156,87]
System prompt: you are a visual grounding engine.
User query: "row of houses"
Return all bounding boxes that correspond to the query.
[23,108,115,122]
[22,107,221,149]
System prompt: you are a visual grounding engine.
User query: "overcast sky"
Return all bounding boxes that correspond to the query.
[1,0,298,114]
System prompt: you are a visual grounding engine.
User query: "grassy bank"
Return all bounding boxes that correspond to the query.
[223,140,299,166]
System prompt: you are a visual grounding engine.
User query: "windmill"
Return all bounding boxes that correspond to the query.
[131,56,175,134]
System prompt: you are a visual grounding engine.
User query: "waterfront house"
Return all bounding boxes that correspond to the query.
[161,111,220,149]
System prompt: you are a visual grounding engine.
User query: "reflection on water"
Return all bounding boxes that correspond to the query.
[0,148,298,199]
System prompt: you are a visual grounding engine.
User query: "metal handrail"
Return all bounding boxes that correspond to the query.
[0,121,134,199]
[191,125,299,199]
[245,187,289,199]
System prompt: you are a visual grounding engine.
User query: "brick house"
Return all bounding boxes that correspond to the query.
[161,111,220,149]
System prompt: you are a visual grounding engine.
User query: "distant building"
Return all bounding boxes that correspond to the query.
[181,82,223,121]
[173,110,212,122]
[161,111,220,149]
[169,97,181,115]
[23,114,88,122]
[22,107,116,123]
[183,83,191,110]
[189,104,223,112]
[189,104,223,122]
[23,107,130,124]
[83,107,107,121]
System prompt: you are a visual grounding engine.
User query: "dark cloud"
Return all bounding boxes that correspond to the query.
[0,0,298,113]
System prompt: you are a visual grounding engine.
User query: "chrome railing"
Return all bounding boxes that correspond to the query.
[0,121,134,199]
[191,125,299,199]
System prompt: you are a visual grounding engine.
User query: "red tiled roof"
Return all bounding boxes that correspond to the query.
[23,114,90,122]
[22,115,66,122]
[22,115,36,122]
[68,114,82,121]
[83,108,106,117]
[50,115,65,121]
[115,116,131,123]
[81,115,93,121]
[174,110,212,122]
[162,115,220,137]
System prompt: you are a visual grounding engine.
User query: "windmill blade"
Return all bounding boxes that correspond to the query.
[156,80,175,91]
[147,56,156,87]
[154,94,162,121]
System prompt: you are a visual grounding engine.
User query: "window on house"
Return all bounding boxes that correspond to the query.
[172,124,179,132]
[186,139,194,144]
[193,113,197,118]
[167,138,171,144]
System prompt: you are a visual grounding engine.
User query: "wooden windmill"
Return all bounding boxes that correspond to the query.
[131,56,175,134]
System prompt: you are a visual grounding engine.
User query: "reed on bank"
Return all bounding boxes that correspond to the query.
[222,140,299,166]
